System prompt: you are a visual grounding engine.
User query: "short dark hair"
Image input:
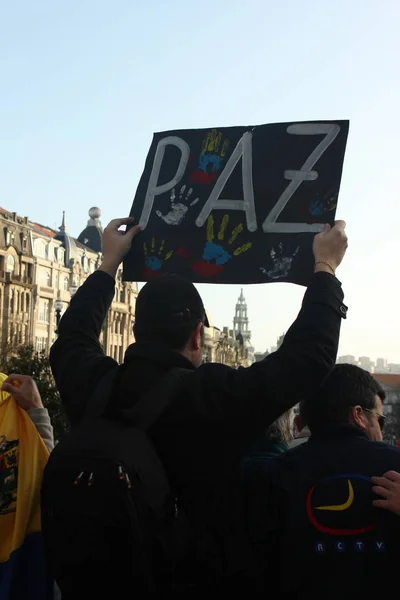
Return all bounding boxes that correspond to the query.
[306,364,386,433]
[134,322,203,351]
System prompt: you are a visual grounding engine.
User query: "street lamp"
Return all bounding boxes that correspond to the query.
[54,294,63,334]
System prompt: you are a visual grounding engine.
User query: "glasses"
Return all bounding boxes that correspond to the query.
[363,407,386,431]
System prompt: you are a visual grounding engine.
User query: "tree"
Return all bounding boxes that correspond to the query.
[1,345,69,441]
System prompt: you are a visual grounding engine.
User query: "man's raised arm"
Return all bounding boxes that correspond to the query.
[50,219,141,424]
[204,221,348,432]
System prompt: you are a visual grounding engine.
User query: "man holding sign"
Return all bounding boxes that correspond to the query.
[46,212,348,596]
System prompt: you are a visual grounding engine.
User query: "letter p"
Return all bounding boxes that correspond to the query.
[139,136,190,229]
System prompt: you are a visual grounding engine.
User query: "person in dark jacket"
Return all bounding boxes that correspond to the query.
[49,216,348,593]
[248,364,400,599]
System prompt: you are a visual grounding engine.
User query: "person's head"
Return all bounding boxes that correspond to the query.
[265,409,294,444]
[133,274,209,366]
[307,364,386,442]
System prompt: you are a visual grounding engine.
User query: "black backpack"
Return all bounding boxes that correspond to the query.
[41,367,194,598]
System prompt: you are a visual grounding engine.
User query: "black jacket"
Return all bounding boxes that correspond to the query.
[247,425,400,599]
[50,270,346,588]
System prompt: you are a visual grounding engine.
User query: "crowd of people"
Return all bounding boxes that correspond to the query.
[2,217,400,599]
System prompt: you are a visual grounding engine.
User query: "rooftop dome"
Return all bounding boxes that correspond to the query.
[77,207,103,252]
[89,207,101,220]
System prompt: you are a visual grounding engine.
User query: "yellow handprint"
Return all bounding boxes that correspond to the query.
[192,214,252,278]
[143,237,173,278]
[192,129,230,185]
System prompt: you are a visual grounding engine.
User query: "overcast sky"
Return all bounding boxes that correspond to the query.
[2,0,399,361]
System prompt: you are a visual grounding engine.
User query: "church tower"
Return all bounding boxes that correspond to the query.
[233,288,251,343]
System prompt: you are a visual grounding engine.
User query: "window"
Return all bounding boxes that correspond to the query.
[5,229,14,246]
[40,270,51,286]
[39,300,50,323]
[81,255,88,272]
[26,295,30,313]
[20,292,24,312]
[6,255,15,273]
[36,337,47,353]
[10,290,14,314]
[58,248,65,264]
[34,239,47,258]
[63,276,69,291]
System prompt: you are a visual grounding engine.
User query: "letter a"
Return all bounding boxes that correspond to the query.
[139,136,190,230]
[195,131,257,232]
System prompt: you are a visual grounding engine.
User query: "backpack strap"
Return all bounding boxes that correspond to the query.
[124,367,194,431]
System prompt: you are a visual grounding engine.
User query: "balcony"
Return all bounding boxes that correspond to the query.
[0,272,34,286]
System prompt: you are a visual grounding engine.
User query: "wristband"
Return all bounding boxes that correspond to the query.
[314,261,335,275]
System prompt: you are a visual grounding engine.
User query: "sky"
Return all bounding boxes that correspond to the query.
[1,0,400,361]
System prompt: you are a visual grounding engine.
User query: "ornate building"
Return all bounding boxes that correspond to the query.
[0,209,35,355]
[0,206,138,360]
[233,288,251,343]
[203,289,255,368]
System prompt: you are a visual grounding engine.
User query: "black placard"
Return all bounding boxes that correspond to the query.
[123,120,349,286]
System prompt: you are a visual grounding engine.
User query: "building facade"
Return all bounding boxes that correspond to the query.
[203,289,255,368]
[0,206,138,361]
[0,206,256,369]
[0,209,35,356]
[233,289,251,343]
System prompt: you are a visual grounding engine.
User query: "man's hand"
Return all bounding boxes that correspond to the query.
[99,218,141,278]
[372,471,400,517]
[313,220,348,275]
[2,374,43,411]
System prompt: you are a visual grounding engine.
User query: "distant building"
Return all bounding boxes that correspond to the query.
[337,355,356,365]
[203,289,255,367]
[358,356,374,373]
[233,288,251,343]
[376,358,388,372]
[0,209,35,355]
[372,373,400,417]
[0,206,138,360]
[254,350,269,363]
[388,363,400,374]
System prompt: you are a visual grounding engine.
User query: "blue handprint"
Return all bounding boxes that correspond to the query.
[202,241,231,265]
[310,193,337,216]
[143,238,173,279]
[192,214,252,278]
[191,129,230,185]
[198,153,225,175]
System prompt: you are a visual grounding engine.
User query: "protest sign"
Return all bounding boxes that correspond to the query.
[123,120,349,286]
